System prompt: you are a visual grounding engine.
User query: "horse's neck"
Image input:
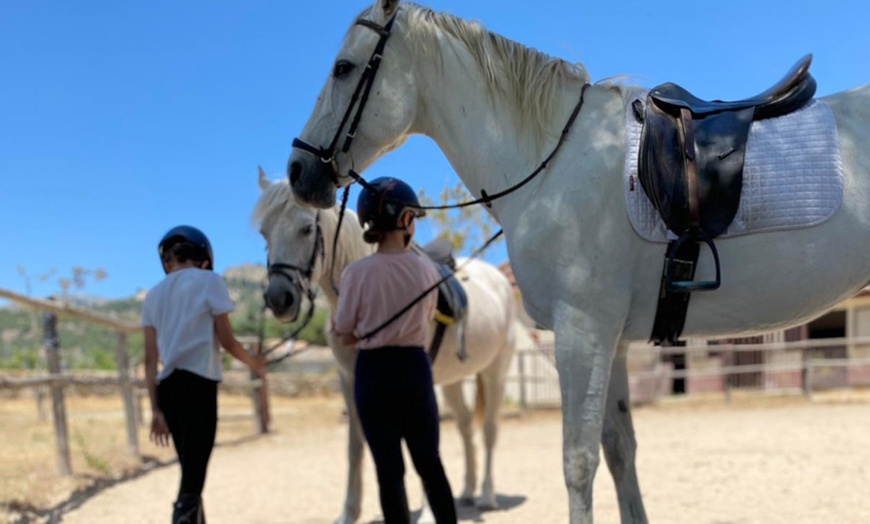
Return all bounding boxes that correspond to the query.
[317,212,373,309]
[410,38,587,215]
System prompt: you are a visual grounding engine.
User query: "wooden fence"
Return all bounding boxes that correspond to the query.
[484,336,870,410]
[0,288,268,476]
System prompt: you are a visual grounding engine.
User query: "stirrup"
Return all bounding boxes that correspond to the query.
[666,229,721,292]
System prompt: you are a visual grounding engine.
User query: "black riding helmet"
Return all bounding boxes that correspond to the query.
[356,177,426,232]
[158,225,214,273]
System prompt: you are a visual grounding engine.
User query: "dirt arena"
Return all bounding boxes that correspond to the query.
[7,392,870,523]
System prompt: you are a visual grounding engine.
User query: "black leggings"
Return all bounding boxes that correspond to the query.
[157,369,218,499]
[355,346,457,524]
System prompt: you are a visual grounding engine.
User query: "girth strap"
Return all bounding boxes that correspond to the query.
[651,239,700,345]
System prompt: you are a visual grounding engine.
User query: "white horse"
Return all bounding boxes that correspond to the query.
[284,1,870,522]
[254,172,518,522]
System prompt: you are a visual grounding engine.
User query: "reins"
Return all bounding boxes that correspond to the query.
[346,82,590,212]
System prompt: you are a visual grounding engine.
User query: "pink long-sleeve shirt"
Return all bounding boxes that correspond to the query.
[334,252,439,350]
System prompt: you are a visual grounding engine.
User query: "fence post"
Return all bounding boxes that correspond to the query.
[802,347,813,398]
[35,387,47,422]
[115,332,139,455]
[248,342,269,434]
[517,351,527,413]
[43,312,71,476]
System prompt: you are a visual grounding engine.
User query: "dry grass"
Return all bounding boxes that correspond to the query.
[0,390,343,522]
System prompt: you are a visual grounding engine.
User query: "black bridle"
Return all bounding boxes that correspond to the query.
[287,10,591,341]
[292,14,397,180]
[263,213,325,366]
[291,8,589,214]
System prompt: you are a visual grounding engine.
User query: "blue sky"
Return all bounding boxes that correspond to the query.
[1,0,868,301]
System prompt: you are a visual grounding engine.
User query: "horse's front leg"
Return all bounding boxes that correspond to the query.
[336,371,365,524]
[440,381,476,504]
[601,344,648,524]
[554,303,622,524]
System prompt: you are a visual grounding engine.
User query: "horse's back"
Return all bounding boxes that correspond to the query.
[431,257,516,385]
[823,84,870,167]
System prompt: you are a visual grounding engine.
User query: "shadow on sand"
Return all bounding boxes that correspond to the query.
[364,493,528,523]
[3,433,266,524]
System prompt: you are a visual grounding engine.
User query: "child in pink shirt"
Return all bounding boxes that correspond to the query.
[333,177,457,524]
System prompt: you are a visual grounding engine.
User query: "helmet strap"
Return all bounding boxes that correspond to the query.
[399,212,414,247]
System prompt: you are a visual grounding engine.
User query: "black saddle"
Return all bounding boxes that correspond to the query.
[637,55,817,345]
[413,240,469,361]
[648,55,815,119]
[420,238,457,271]
[636,54,816,292]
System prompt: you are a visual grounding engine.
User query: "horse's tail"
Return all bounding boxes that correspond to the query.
[475,373,486,427]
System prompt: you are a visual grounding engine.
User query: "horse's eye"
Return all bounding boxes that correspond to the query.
[333,60,355,78]
[302,225,314,235]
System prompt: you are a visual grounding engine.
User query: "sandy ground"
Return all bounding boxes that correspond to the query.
[39,393,870,523]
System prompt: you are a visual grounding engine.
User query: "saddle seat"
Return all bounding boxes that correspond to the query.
[650,54,815,119]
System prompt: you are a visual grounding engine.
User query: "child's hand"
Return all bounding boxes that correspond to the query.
[150,410,170,447]
[250,354,267,378]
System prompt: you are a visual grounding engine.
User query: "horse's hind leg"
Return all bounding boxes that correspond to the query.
[602,345,648,524]
[441,381,476,504]
[477,343,514,510]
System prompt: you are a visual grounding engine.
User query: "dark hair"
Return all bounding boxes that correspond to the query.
[363,229,385,244]
[161,241,209,267]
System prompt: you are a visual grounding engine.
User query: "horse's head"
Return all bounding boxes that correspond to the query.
[254,169,325,322]
[289,0,416,208]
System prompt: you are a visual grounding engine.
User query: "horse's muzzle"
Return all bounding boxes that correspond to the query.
[263,286,299,322]
[288,155,339,209]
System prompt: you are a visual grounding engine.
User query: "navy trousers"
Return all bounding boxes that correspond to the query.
[355,346,457,524]
[158,369,218,499]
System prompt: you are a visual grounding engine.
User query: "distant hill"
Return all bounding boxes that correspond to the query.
[0,264,327,370]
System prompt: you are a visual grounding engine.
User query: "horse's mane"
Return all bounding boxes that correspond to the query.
[396,3,591,144]
[252,179,371,272]
[252,177,303,232]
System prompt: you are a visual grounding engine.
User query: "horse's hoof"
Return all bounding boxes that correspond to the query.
[459,495,476,506]
[476,497,499,511]
[416,510,436,524]
[333,513,356,524]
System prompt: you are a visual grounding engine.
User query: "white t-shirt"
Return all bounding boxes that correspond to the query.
[141,268,235,382]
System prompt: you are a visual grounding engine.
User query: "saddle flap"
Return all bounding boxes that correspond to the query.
[432,262,468,326]
[638,101,752,238]
[411,242,467,325]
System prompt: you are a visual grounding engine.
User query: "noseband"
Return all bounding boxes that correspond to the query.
[266,213,324,305]
[291,14,397,178]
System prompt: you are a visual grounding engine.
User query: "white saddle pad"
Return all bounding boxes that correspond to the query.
[624,96,844,243]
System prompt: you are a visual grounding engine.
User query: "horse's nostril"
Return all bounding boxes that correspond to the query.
[288,161,302,186]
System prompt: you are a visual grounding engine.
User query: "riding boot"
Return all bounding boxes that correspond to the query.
[172,494,204,524]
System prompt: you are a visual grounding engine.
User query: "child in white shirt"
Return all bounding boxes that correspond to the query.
[142,225,264,524]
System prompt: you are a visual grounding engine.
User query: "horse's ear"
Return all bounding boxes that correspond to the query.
[375,0,401,19]
[258,166,270,192]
